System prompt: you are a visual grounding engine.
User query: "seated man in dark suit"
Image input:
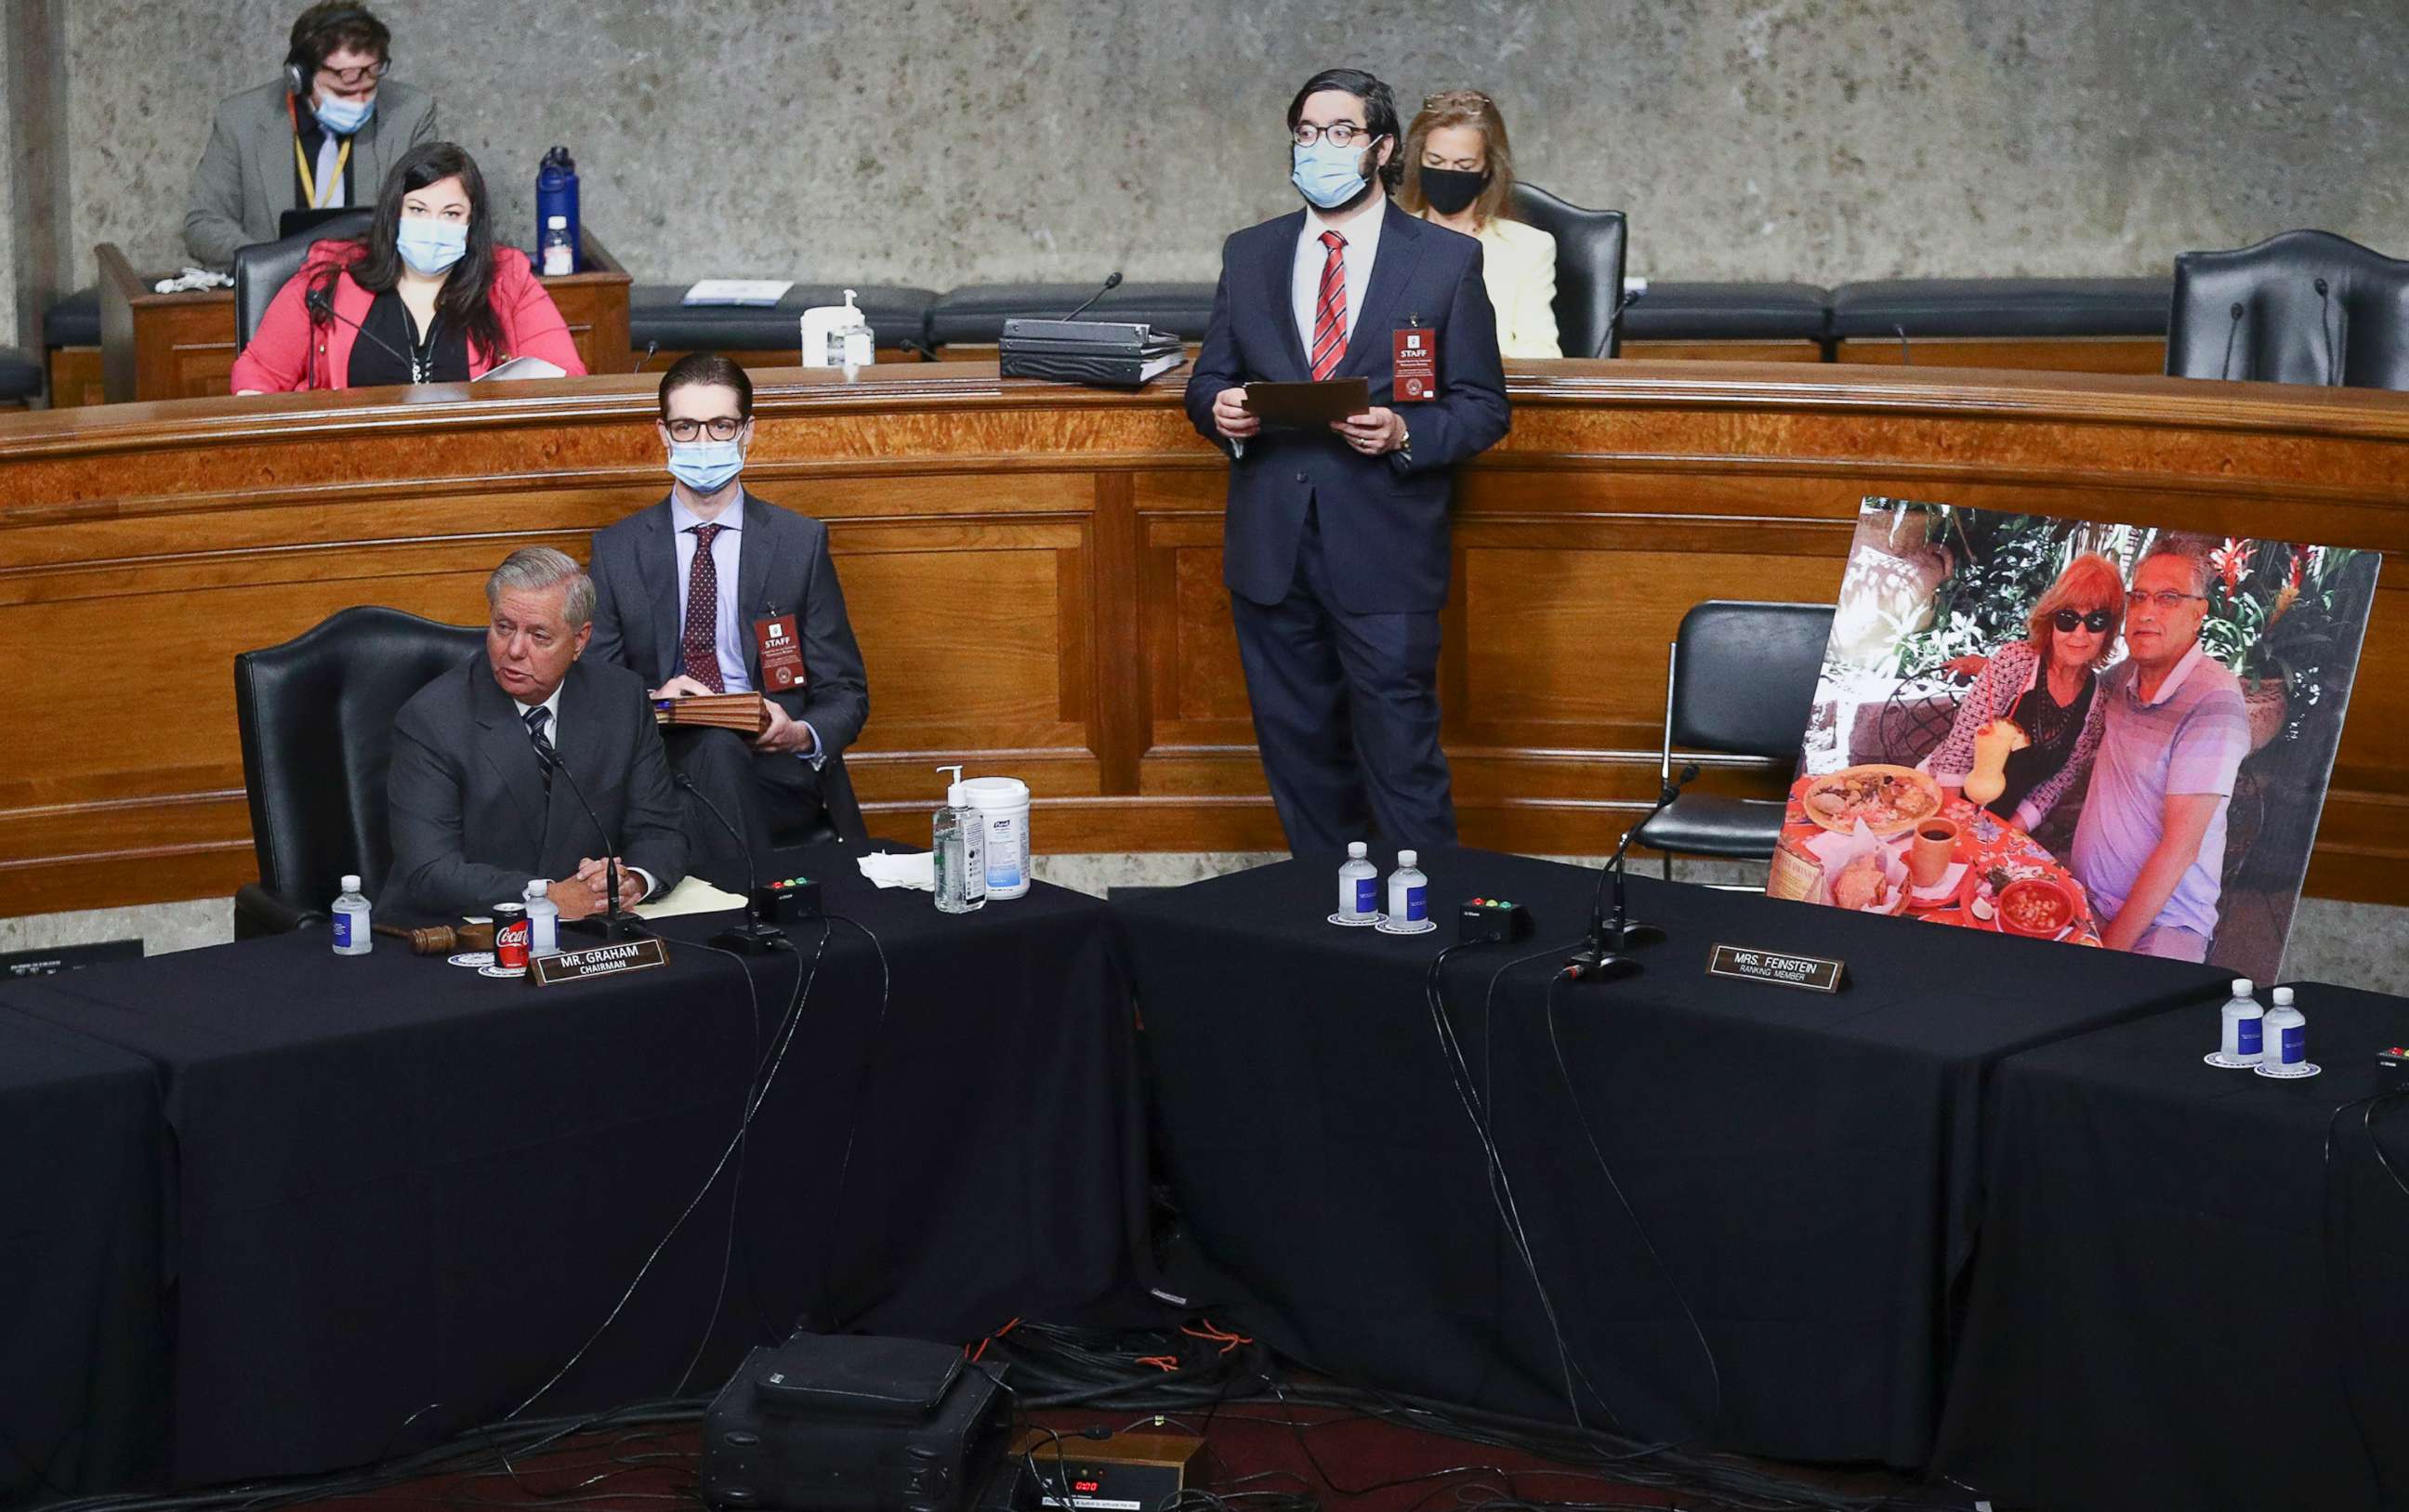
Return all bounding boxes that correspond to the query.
[586,353,872,889]
[387,546,687,917]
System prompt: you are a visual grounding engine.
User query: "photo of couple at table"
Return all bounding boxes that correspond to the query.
[1779,497,2379,983]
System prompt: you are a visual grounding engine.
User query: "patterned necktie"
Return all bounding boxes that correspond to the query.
[1310,230,1348,381]
[523,704,554,794]
[680,522,727,692]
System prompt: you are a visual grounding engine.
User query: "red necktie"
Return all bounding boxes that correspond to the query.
[680,522,727,692]
[1310,230,1348,381]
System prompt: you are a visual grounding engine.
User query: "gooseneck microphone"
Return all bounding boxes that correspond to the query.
[1894,323,1913,366]
[2314,276,2342,387]
[1060,270,1124,322]
[673,771,789,953]
[528,730,647,940]
[631,339,659,375]
[2219,301,2246,381]
[1592,287,1641,360]
[1563,761,1701,982]
[305,285,419,379]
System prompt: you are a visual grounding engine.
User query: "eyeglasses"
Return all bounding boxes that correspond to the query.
[317,59,389,87]
[1293,122,1378,148]
[2126,589,2206,611]
[664,416,744,442]
[2053,609,2116,633]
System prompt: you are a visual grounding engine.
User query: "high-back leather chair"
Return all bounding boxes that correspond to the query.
[2167,229,2409,388]
[1507,182,1628,358]
[1631,600,1835,876]
[233,606,482,935]
[233,211,374,351]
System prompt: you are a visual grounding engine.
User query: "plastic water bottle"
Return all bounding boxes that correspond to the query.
[1387,850,1428,927]
[933,765,986,914]
[540,216,573,277]
[1338,841,1378,920]
[2218,977,2263,1065]
[331,874,371,955]
[522,878,559,957]
[2262,987,2307,1071]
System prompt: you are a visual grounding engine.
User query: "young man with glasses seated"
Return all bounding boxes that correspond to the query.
[184,2,438,269]
[586,354,873,887]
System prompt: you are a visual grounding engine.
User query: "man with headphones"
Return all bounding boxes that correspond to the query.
[183,2,437,269]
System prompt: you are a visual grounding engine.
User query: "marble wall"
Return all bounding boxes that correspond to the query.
[1,16,18,341]
[57,0,2409,291]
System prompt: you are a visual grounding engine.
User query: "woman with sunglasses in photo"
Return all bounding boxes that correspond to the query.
[231,140,586,392]
[1925,552,2126,830]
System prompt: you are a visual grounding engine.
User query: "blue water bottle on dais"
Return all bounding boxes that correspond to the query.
[332,874,371,955]
[2205,977,2261,1068]
[535,146,581,273]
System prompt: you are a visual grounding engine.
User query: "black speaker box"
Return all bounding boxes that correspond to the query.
[701,1334,1010,1512]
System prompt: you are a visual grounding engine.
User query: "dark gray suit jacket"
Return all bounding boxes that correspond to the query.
[384,651,687,916]
[183,79,438,269]
[586,491,871,834]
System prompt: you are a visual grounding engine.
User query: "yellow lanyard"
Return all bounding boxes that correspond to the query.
[294,132,353,209]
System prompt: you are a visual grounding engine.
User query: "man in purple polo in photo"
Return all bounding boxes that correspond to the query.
[2072,542,2252,961]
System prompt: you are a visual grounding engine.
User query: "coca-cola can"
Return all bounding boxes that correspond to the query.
[493,902,530,970]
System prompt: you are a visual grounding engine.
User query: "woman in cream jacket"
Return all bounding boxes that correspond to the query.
[1397,89,1560,359]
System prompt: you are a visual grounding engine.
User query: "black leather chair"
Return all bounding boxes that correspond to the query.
[1831,278,2170,342]
[1507,182,1627,358]
[233,210,373,351]
[0,348,40,404]
[1631,600,1835,877]
[630,283,942,360]
[926,283,1218,348]
[233,606,481,936]
[2167,230,2409,388]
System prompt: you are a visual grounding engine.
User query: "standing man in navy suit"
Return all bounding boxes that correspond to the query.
[1186,67,1510,854]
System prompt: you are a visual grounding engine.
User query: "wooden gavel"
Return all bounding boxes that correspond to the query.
[372,919,496,956]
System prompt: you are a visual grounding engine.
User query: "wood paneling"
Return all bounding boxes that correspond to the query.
[1834,335,2168,375]
[46,347,106,408]
[3,357,2407,914]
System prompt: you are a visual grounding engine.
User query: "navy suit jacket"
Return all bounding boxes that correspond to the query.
[1185,200,1510,614]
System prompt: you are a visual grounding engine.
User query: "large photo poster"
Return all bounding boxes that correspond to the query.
[1775,497,2380,983]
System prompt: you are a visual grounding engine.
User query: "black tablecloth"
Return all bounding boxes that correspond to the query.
[1934,981,2409,1511]
[1117,848,2230,1465]
[0,1008,167,1502]
[0,848,1141,1488]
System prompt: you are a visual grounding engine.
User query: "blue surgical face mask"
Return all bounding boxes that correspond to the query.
[314,93,375,135]
[1292,138,1374,211]
[394,217,467,278]
[668,439,744,494]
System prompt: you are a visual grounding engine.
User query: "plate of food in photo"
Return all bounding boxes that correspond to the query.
[1797,765,1945,839]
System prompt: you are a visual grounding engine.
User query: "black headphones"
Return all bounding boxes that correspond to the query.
[284,5,382,98]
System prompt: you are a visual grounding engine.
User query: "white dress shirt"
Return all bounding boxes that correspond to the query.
[1290,190,1389,365]
[670,493,824,767]
[514,678,659,901]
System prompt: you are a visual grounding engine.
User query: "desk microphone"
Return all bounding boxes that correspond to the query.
[631,339,658,375]
[2314,277,2341,387]
[305,286,418,378]
[2219,301,2246,380]
[528,730,648,940]
[1060,271,1124,322]
[1563,761,1700,982]
[1592,287,1641,360]
[1894,323,1913,366]
[673,771,790,953]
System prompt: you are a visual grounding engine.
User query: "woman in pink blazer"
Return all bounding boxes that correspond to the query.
[231,140,586,392]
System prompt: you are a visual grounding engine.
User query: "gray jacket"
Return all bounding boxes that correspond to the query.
[183,78,438,269]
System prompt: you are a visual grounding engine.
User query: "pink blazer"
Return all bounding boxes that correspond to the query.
[229,241,588,392]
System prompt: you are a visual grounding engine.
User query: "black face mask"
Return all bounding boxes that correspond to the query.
[1418,165,1490,217]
